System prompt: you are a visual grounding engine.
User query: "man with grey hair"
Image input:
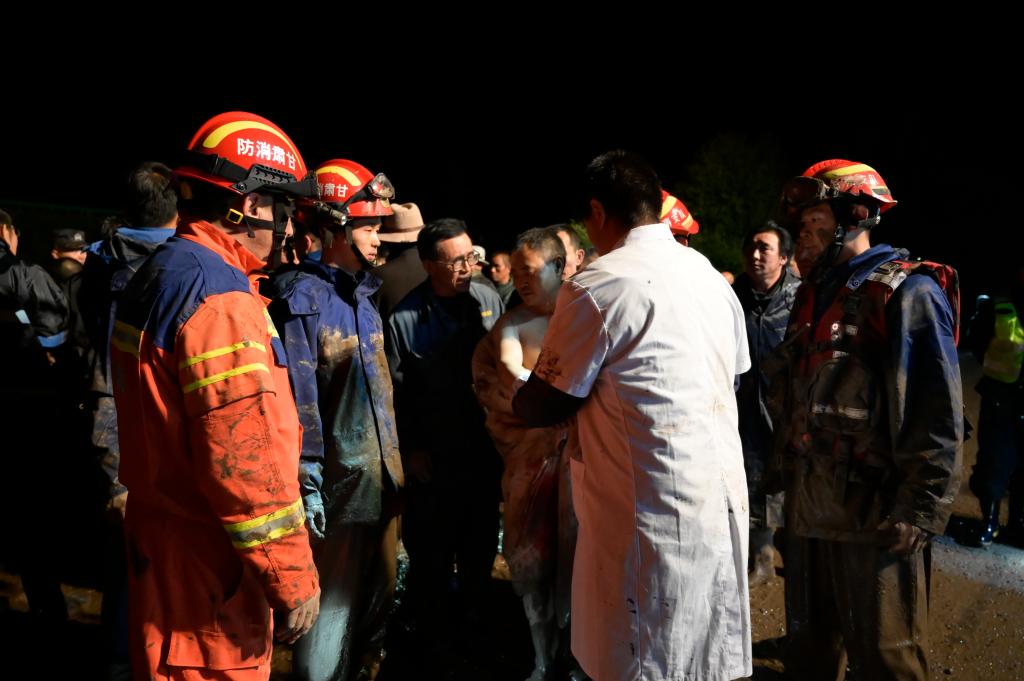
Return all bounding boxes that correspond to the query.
[474,227,572,681]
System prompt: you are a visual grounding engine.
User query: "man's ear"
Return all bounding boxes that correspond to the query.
[850,203,871,221]
[553,256,566,279]
[589,198,605,227]
[242,192,263,218]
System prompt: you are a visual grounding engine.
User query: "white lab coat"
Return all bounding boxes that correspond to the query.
[533,224,752,681]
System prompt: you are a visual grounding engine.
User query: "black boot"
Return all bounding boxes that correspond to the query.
[977,499,1001,547]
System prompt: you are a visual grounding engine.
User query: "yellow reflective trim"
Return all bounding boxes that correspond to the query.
[224,498,303,533]
[230,522,304,549]
[111,321,142,357]
[263,309,280,338]
[660,195,679,218]
[481,309,493,318]
[822,163,874,178]
[202,121,299,156]
[111,338,140,357]
[179,340,266,368]
[315,165,362,186]
[182,363,270,394]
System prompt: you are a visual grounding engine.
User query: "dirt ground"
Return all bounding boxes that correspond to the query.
[2,354,1022,680]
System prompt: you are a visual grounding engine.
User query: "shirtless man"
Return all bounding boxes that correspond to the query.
[472,227,568,681]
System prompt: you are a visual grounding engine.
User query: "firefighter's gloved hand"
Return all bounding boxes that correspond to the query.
[303,493,326,541]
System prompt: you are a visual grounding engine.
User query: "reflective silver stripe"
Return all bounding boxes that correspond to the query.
[812,404,870,420]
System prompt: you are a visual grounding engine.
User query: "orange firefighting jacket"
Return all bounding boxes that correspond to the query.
[111,220,318,673]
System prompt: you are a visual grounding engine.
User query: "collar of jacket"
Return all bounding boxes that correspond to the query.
[830,243,912,291]
[299,259,383,301]
[413,278,481,321]
[176,220,267,284]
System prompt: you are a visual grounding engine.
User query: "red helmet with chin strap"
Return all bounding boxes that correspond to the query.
[175,111,317,199]
[313,159,394,224]
[801,159,896,212]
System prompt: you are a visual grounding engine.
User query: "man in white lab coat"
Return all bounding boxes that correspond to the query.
[513,150,753,681]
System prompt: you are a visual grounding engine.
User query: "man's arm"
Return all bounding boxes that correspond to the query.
[512,280,607,427]
[886,274,964,537]
[16,261,68,346]
[270,295,327,540]
[178,293,319,632]
[513,374,586,427]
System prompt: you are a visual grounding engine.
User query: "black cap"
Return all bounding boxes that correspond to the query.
[52,228,88,251]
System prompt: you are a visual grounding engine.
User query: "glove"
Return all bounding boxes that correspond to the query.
[303,493,326,541]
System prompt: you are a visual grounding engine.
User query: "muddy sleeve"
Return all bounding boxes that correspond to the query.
[886,275,964,535]
[180,293,319,610]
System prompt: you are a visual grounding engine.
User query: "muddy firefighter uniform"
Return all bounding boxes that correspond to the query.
[269,159,404,681]
[774,160,962,681]
[111,111,319,680]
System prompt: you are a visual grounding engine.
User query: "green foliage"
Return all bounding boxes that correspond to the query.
[672,133,790,274]
[567,219,592,249]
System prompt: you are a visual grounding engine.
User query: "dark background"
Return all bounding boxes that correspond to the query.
[2,52,1015,311]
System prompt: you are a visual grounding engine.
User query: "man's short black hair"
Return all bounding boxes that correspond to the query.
[548,223,581,252]
[518,227,566,264]
[579,150,662,227]
[417,218,468,261]
[743,220,793,259]
[125,162,178,228]
[0,209,12,228]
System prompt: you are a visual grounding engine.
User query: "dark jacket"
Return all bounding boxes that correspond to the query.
[384,279,503,459]
[81,227,176,395]
[733,268,801,455]
[269,262,403,525]
[0,238,67,389]
[777,244,963,541]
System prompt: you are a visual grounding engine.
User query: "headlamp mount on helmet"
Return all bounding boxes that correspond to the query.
[186,151,319,199]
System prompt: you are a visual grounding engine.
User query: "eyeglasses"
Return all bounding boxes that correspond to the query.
[436,251,480,272]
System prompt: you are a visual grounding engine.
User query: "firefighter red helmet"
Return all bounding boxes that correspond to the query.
[314,159,394,221]
[803,159,896,212]
[783,159,896,216]
[660,191,700,236]
[175,111,317,199]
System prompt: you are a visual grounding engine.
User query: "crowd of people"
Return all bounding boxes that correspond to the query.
[2,109,1014,681]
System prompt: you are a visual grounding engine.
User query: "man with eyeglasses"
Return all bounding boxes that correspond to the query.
[384,218,504,665]
[268,159,402,681]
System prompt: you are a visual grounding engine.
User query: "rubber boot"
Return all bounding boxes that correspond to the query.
[977,498,1001,548]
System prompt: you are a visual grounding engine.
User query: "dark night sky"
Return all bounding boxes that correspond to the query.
[2,52,1016,308]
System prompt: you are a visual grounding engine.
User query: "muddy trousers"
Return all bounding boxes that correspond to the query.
[291,515,398,681]
[784,535,930,681]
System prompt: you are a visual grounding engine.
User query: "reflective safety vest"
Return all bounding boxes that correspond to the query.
[983,300,1024,383]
